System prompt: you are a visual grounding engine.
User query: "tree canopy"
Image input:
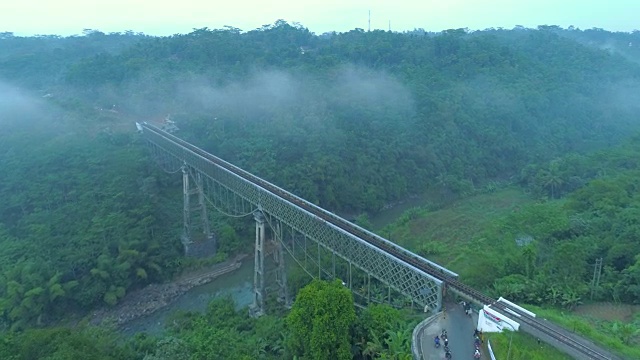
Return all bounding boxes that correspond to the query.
[286,279,356,360]
[1,21,640,358]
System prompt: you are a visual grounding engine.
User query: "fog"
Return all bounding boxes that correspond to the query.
[123,65,417,133]
[601,79,640,117]
[0,82,48,127]
[0,81,71,160]
[0,82,47,152]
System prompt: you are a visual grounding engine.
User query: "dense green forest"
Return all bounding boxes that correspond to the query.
[59,24,640,213]
[0,282,417,360]
[1,22,640,358]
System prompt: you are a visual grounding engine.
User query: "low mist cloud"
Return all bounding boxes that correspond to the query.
[602,79,640,115]
[172,65,416,128]
[181,71,303,118]
[330,65,414,112]
[0,81,69,156]
[0,82,48,127]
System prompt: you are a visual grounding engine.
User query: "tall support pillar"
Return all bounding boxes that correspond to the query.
[181,166,192,253]
[436,283,444,312]
[196,173,211,239]
[273,221,290,307]
[250,211,266,317]
[181,166,213,256]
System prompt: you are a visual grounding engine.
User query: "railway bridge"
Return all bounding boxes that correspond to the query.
[139,122,622,360]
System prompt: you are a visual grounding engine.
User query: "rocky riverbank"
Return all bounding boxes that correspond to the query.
[90,254,248,327]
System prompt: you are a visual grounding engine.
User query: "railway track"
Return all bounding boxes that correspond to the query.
[141,123,619,360]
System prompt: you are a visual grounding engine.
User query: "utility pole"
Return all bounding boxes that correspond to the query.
[590,258,603,300]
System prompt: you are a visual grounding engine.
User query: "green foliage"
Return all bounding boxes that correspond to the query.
[165,297,287,360]
[359,304,403,341]
[527,306,640,359]
[380,139,640,357]
[5,24,640,216]
[0,128,183,327]
[2,22,640,357]
[355,304,414,359]
[0,31,147,88]
[488,331,573,360]
[495,202,571,243]
[354,214,373,231]
[426,140,640,307]
[143,337,190,360]
[0,327,140,360]
[286,279,356,360]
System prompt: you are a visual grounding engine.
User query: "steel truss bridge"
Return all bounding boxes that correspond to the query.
[139,123,621,360]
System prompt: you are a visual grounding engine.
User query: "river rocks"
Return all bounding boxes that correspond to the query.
[90,254,247,327]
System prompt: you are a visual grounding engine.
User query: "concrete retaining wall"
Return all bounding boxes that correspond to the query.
[412,312,443,360]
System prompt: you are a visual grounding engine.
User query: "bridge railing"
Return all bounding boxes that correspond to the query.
[141,123,444,309]
[142,123,457,279]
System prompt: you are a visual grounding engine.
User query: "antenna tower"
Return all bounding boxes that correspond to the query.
[368,10,371,31]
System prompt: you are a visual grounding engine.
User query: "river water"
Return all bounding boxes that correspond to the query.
[120,258,255,336]
[120,196,426,336]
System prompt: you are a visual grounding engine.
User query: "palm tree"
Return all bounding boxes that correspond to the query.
[268,331,287,356]
[539,160,564,198]
[384,328,412,359]
[545,285,561,306]
[250,338,268,359]
[363,333,384,359]
[560,288,582,310]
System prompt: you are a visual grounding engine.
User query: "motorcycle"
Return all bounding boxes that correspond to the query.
[445,349,452,359]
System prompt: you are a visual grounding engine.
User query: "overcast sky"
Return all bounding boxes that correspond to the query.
[1,0,638,36]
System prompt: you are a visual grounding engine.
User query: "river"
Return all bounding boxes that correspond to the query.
[120,258,255,336]
[120,195,426,336]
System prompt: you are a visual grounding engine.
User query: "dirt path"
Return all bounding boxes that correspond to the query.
[89,254,248,327]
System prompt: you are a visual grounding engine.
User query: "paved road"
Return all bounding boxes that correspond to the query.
[420,302,488,360]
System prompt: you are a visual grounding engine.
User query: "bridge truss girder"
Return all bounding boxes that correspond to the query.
[143,128,444,313]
